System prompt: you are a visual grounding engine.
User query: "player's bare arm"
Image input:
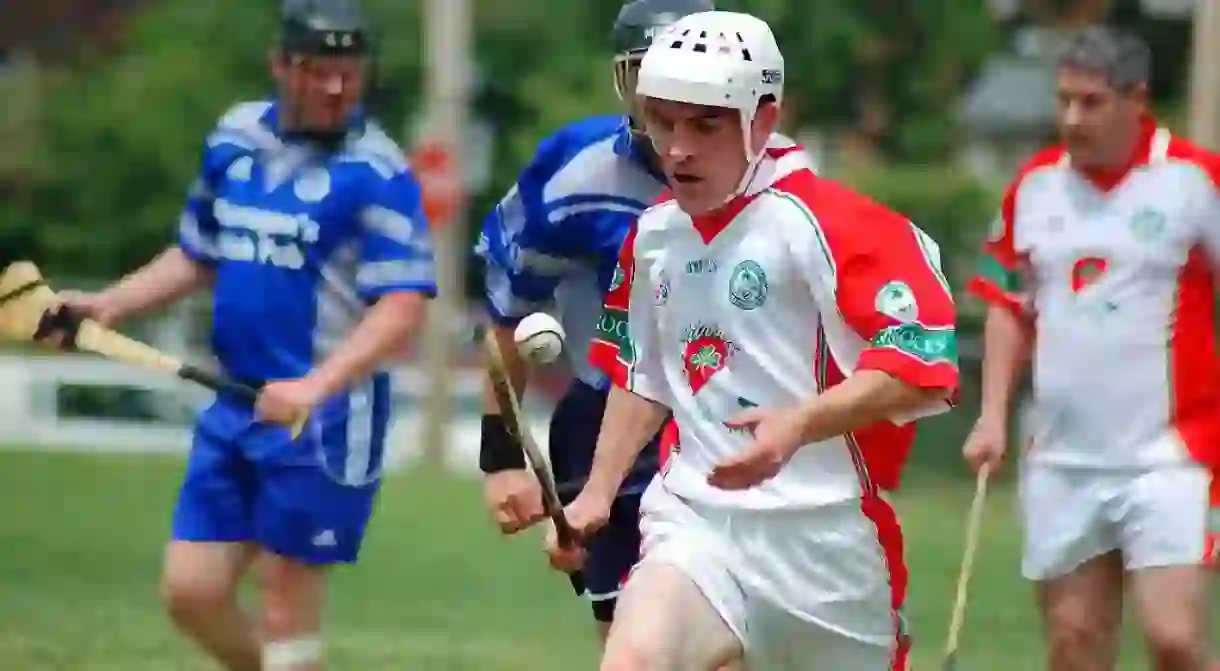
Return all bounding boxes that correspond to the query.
[311,292,426,397]
[58,247,213,328]
[256,291,427,426]
[710,369,952,491]
[963,304,1032,472]
[547,386,667,572]
[583,386,670,506]
[978,305,1031,422]
[799,369,949,438]
[479,323,547,534]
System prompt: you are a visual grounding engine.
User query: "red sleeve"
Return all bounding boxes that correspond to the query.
[967,146,1064,314]
[587,224,637,388]
[826,204,960,391]
[589,194,674,391]
[966,180,1027,313]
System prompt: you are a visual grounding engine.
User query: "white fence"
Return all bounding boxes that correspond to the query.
[0,354,552,475]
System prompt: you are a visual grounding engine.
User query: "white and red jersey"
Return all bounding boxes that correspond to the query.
[589,146,959,510]
[970,118,1220,470]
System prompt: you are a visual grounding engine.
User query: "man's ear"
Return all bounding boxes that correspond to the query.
[751,100,780,154]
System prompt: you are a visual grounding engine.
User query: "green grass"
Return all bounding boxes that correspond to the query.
[0,450,1213,670]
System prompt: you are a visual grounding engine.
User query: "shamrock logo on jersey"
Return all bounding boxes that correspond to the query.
[1070,257,1108,294]
[683,337,730,394]
[729,260,768,310]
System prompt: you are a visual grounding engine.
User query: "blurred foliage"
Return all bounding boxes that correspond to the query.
[843,164,1000,296]
[6,0,1003,291]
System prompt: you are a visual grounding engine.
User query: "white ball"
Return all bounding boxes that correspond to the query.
[514,312,566,365]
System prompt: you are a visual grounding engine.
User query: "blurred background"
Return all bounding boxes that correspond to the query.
[0,0,1217,669]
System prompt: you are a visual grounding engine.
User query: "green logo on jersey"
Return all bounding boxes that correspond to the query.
[872,324,957,365]
[595,307,634,363]
[729,260,768,310]
[875,281,918,323]
[1130,207,1165,240]
[609,264,626,292]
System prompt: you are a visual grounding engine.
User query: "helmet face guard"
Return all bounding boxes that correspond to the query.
[611,0,715,139]
[276,0,370,145]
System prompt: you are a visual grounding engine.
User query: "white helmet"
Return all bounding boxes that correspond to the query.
[636,10,784,163]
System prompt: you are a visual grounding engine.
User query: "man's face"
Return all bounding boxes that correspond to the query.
[1056,66,1145,168]
[272,51,365,134]
[639,97,775,215]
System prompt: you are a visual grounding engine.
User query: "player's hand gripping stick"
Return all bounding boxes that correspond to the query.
[0,261,309,438]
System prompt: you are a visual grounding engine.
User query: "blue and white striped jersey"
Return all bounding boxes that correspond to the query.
[179,99,437,383]
[476,115,666,390]
[176,100,434,483]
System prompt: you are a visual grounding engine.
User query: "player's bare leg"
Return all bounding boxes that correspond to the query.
[1034,551,1124,671]
[259,552,329,671]
[601,561,742,671]
[1129,565,1210,671]
[599,620,742,670]
[161,540,261,671]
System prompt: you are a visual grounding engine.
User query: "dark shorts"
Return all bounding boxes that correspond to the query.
[549,381,660,622]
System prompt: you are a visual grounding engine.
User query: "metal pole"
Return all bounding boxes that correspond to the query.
[419,0,471,466]
[1189,0,1220,149]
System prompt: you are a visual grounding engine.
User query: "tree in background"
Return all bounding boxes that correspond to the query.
[0,0,1057,290]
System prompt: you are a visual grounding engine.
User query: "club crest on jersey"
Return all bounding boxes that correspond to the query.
[1070,256,1108,294]
[294,167,331,203]
[729,260,768,310]
[681,323,738,393]
[875,281,918,323]
[654,272,670,306]
[610,263,627,292]
[1130,207,1165,240]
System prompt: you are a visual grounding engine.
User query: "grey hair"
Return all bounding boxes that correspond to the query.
[1058,25,1151,91]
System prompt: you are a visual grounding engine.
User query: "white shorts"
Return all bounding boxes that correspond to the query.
[636,482,909,670]
[1019,462,1210,581]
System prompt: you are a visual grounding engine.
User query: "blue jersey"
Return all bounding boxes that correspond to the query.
[175,100,434,485]
[178,100,437,383]
[476,115,666,390]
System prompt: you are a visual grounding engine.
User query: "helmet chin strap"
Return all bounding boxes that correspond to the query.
[719,109,766,207]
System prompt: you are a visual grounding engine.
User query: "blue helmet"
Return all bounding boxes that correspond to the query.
[611,0,715,132]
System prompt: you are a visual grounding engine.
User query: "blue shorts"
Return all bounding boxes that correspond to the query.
[171,379,391,566]
[549,381,661,622]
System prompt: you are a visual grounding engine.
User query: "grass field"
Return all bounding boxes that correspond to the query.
[0,450,1215,670]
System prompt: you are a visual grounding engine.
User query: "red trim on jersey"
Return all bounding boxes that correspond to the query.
[589,191,676,388]
[1077,116,1157,192]
[658,419,679,471]
[1165,139,1220,470]
[860,493,911,669]
[688,146,804,243]
[857,348,959,390]
[1169,246,1220,469]
[588,223,639,389]
[771,169,958,491]
[690,192,758,243]
[969,146,1065,314]
[965,277,1026,315]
